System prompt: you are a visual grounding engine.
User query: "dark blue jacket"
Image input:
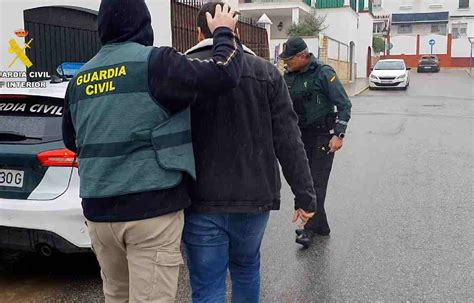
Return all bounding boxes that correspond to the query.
[186,40,316,213]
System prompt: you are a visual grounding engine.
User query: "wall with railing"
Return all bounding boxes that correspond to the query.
[320,36,352,82]
[384,33,474,68]
[316,0,344,9]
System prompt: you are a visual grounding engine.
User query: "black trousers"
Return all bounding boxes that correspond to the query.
[302,134,335,233]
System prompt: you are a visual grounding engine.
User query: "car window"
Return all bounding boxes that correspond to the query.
[421,56,437,61]
[0,95,63,144]
[374,61,406,70]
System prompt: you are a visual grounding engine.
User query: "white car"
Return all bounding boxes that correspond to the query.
[0,74,90,256]
[369,59,410,90]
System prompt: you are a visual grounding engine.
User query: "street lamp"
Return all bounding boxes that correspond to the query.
[277,21,283,32]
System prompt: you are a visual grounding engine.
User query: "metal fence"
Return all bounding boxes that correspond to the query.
[23,6,101,81]
[326,36,349,62]
[171,0,269,59]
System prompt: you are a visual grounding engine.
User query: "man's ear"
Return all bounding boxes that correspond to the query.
[197,27,205,42]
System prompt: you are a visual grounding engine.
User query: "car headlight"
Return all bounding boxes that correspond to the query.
[370,74,378,80]
[397,74,407,79]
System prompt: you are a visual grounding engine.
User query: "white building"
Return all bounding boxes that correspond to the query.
[1,0,375,78]
[371,0,473,62]
[372,0,474,39]
[234,0,375,78]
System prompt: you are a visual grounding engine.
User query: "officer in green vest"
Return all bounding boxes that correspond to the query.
[62,1,243,301]
[280,36,352,248]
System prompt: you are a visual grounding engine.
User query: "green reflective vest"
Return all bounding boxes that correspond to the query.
[284,58,334,128]
[68,42,195,198]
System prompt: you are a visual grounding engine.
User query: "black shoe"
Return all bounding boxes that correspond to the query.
[295,228,330,237]
[295,230,314,248]
[295,229,304,236]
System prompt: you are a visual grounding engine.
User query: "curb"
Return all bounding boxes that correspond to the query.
[350,85,369,97]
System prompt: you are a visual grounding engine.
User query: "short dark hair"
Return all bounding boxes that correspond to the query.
[197,1,226,39]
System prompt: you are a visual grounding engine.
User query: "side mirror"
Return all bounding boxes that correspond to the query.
[370,67,374,71]
[406,67,411,70]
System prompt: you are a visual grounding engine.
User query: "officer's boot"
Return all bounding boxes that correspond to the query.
[295,229,315,248]
[296,228,330,236]
[295,229,304,236]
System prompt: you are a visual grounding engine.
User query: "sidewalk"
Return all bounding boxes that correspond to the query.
[343,78,369,97]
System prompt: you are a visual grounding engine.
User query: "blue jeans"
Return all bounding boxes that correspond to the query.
[183,212,270,303]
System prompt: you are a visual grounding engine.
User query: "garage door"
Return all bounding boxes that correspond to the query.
[24,6,101,80]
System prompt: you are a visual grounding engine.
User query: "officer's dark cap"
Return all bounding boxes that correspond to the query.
[279,36,308,60]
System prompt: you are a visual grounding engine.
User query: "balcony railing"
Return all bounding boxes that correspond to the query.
[239,0,372,13]
[316,0,344,9]
[240,0,312,6]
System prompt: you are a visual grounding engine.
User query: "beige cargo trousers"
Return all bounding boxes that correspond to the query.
[87,210,184,303]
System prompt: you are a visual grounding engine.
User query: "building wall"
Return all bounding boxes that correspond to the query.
[357,12,374,76]
[385,33,473,68]
[320,7,358,44]
[0,0,172,72]
[451,36,473,57]
[239,2,374,78]
[390,35,417,55]
[321,7,373,78]
[270,16,294,39]
[373,0,473,15]
[328,38,343,60]
[373,0,474,37]
[389,28,471,58]
[325,58,350,82]
[419,34,448,54]
[390,33,451,56]
[391,23,448,36]
[319,7,357,77]
[450,16,474,38]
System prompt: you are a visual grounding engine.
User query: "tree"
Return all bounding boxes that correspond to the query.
[373,36,385,54]
[287,14,327,37]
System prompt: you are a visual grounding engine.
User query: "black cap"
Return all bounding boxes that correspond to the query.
[279,36,308,60]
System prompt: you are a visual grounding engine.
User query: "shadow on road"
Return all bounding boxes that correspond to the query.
[0,250,99,276]
[0,251,103,303]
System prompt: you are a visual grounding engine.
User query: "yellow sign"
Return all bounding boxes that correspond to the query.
[76,65,127,96]
[8,38,34,68]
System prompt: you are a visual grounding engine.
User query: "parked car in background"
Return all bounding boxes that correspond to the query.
[417,55,440,73]
[369,59,411,90]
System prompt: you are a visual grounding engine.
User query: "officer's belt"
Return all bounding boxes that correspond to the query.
[302,123,331,135]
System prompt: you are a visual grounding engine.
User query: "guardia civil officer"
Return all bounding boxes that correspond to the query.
[280,36,352,248]
[61,0,243,302]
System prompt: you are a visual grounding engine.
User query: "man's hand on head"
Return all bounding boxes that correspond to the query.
[206,4,238,34]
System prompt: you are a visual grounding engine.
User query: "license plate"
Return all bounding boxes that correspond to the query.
[0,169,24,188]
[381,80,392,83]
[424,66,432,69]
